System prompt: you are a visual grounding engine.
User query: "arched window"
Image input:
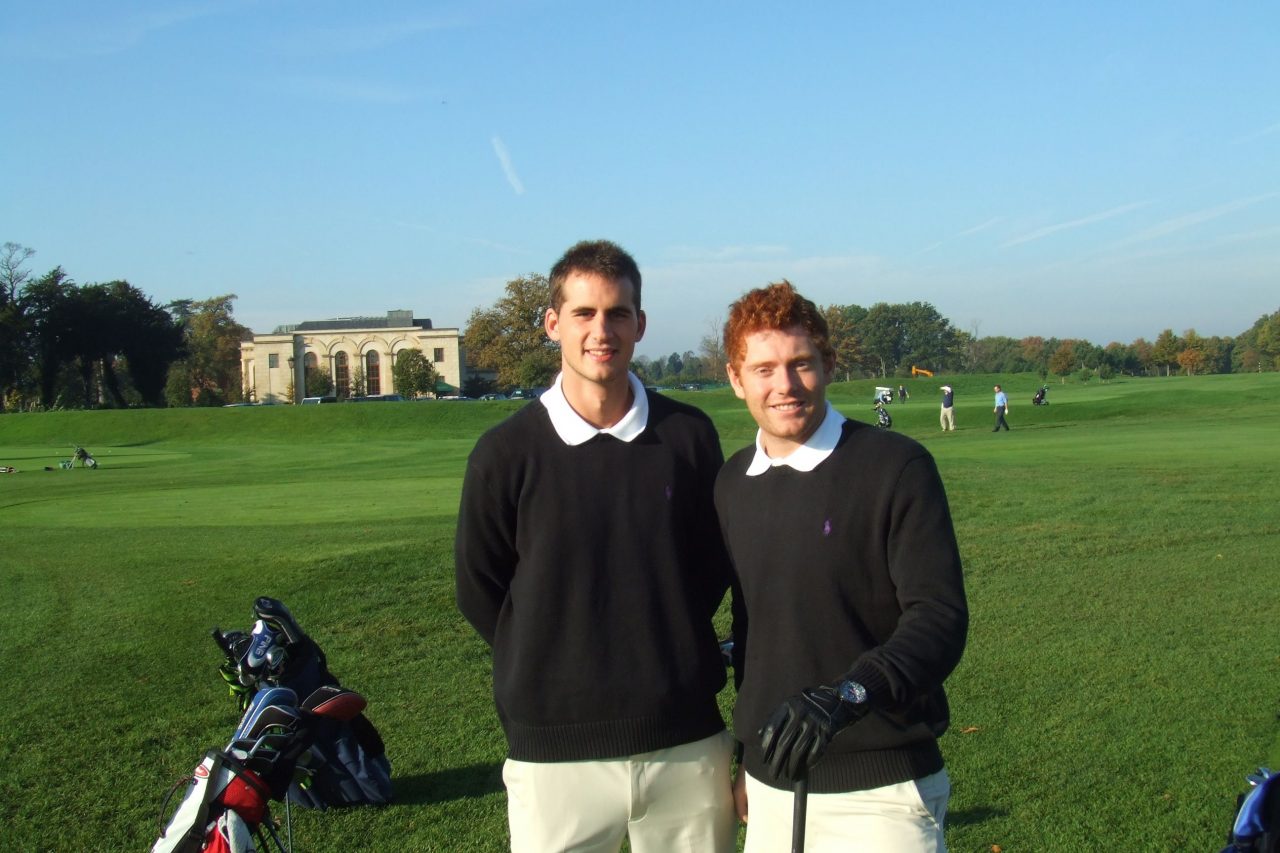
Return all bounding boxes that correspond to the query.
[303,352,320,397]
[335,351,350,398]
[365,351,381,395]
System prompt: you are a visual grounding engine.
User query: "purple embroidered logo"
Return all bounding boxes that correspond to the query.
[665,485,673,501]
[823,519,832,536]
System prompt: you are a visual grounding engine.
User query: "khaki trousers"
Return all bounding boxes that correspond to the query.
[503,730,737,853]
[743,768,949,853]
[940,407,955,431]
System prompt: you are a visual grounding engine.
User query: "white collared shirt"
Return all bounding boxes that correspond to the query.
[744,401,846,476]
[540,371,650,446]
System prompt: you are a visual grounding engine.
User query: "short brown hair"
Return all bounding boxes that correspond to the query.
[548,240,642,312]
[724,280,834,370]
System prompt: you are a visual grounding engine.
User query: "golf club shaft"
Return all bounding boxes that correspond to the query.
[792,772,808,853]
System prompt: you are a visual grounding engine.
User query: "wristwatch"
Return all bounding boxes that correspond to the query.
[836,679,868,707]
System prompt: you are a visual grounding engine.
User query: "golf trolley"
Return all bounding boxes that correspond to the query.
[152,597,392,853]
[1032,385,1049,406]
[61,445,97,469]
[873,400,892,429]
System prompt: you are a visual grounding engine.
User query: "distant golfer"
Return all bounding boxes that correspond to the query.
[940,385,955,431]
[716,281,968,851]
[455,240,737,852]
[993,384,1010,431]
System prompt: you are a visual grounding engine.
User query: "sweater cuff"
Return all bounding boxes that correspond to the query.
[842,660,892,709]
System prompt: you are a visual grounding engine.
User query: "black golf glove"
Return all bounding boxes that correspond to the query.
[759,684,869,781]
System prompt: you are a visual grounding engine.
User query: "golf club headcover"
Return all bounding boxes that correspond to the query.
[758,684,869,781]
[253,597,306,645]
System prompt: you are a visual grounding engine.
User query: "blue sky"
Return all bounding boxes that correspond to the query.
[3,1,1277,358]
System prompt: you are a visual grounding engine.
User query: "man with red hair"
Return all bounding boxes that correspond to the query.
[716,280,968,851]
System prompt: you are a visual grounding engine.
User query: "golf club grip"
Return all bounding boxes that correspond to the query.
[792,773,808,853]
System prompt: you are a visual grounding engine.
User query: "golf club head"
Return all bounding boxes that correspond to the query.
[242,620,283,683]
[233,686,300,743]
[252,597,306,645]
[300,685,367,722]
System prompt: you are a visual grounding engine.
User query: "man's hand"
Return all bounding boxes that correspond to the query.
[758,684,868,780]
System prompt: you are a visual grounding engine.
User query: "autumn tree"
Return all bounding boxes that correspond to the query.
[1175,329,1206,376]
[1130,338,1155,375]
[1150,329,1181,376]
[165,295,250,406]
[391,348,440,397]
[1233,308,1280,371]
[463,274,560,389]
[304,367,333,398]
[823,304,864,381]
[698,319,726,379]
[856,301,958,377]
[1017,337,1046,375]
[1048,340,1076,382]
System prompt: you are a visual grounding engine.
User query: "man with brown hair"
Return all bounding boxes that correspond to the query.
[716,280,968,851]
[455,240,737,852]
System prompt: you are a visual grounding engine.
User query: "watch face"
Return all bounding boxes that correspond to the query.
[838,680,867,705]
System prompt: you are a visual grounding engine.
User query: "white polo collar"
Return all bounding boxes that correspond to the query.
[541,371,649,446]
[745,401,846,476]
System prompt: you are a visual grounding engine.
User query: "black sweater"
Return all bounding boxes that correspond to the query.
[455,392,731,762]
[715,418,968,793]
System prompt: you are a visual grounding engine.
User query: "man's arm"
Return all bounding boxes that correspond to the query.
[454,450,518,646]
[843,452,968,707]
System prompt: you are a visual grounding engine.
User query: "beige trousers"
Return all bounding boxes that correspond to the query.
[743,768,949,853]
[503,730,737,853]
[940,406,955,431]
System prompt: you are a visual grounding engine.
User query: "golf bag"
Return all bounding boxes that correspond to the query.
[152,685,369,853]
[1032,385,1049,406]
[874,401,892,429]
[214,597,392,809]
[73,446,98,468]
[1222,768,1280,852]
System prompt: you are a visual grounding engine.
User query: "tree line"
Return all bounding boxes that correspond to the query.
[1,243,249,411]
[463,271,1280,390]
[5,244,1277,411]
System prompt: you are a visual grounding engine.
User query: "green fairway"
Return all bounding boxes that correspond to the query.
[2,374,1278,851]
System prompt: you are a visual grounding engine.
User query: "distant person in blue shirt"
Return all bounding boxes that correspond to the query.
[940,385,955,431]
[992,385,1010,432]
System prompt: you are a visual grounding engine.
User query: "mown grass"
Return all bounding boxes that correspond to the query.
[1,373,1278,851]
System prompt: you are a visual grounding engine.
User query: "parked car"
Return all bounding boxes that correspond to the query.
[479,392,507,401]
[351,394,404,402]
[301,396,338,404]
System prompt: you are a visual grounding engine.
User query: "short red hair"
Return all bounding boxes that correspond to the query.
[724,280,834,371]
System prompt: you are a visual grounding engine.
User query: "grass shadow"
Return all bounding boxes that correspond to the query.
[390,764,504,806]
[948,805,1007,827]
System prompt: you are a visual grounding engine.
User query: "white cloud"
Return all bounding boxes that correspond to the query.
[271,15,461,56]
[1002,201,1150,248]
[923,216,1002,254]
[1109,192,1280,249]
[1,2,238,59]
[491,136,525,195]
[1233,121,1280,145]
